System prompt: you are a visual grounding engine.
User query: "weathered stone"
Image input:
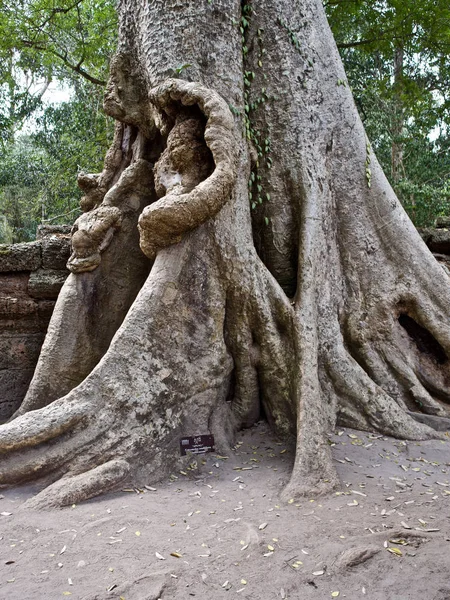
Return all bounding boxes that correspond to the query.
[425,229,450,254]
[0,273,29,295]
[0,317,45,333]
[435,216,450,229]
[36,224,72,239]
[41,235,72,270]
[0,333,45,371]
[0,368,36,421]
[0,241,42,272]
[28,269,68,299]
[37,300,56,325]
[0,296,38,319]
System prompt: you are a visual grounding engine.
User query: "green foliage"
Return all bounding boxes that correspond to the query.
[0,83,113,243]
[326,0,450,226]
[0,136,49,242]
[0,0,116,142]
[0,0,116,242]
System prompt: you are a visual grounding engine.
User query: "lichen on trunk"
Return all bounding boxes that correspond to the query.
[1,0,450,508]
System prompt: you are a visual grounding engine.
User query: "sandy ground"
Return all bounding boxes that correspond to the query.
[1,423,450,600]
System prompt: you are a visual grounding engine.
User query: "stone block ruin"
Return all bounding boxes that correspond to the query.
[0,225,71,421]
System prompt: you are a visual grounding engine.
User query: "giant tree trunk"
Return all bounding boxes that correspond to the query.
[2,0,450,508]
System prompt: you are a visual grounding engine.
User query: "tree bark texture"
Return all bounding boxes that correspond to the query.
[1,0,450,508]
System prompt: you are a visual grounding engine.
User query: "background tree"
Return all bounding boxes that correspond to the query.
[0,0,116,241]
[1,0,450,509]
[326,0,450,225]
[0,83,113,242]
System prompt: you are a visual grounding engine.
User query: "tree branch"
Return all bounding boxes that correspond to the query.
[19,39,106,85]
[35,0,84,32]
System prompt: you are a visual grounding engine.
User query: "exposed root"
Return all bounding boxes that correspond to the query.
[68,205,122,273]
[407,411,450,432]
[138,79,237,259]
[330,529,431,573]
[328,337,442,440]
[103,52,156,138]
[69,153,154,274]
[225,258,298,435]
[77,122,133,212]
[332,546,380,572]
[0,401,87,453]
[0,230,234,501]
[22,459,130,509]
[382,348,447,416]
[343,300,450,422]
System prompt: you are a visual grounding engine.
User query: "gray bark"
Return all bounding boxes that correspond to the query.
[1,0,450,508]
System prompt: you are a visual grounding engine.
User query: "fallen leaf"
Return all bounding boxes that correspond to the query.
[170,552,182,558]
[331,593,340,598]
[387,547,403,556]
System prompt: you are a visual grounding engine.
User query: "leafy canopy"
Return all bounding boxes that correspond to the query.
[0,0,116,242]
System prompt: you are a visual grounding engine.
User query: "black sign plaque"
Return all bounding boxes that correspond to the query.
[180,434,215,456]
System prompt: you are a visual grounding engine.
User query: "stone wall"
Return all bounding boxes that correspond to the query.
[419,218,450,276]
[0,225,71,421]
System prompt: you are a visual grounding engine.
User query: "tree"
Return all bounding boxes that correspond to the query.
[0,0,117,240]
[1,0,450,509]
[0,0,116,143]
[0,85,113,243]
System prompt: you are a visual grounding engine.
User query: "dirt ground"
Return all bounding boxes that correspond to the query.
[1,422,450,600]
